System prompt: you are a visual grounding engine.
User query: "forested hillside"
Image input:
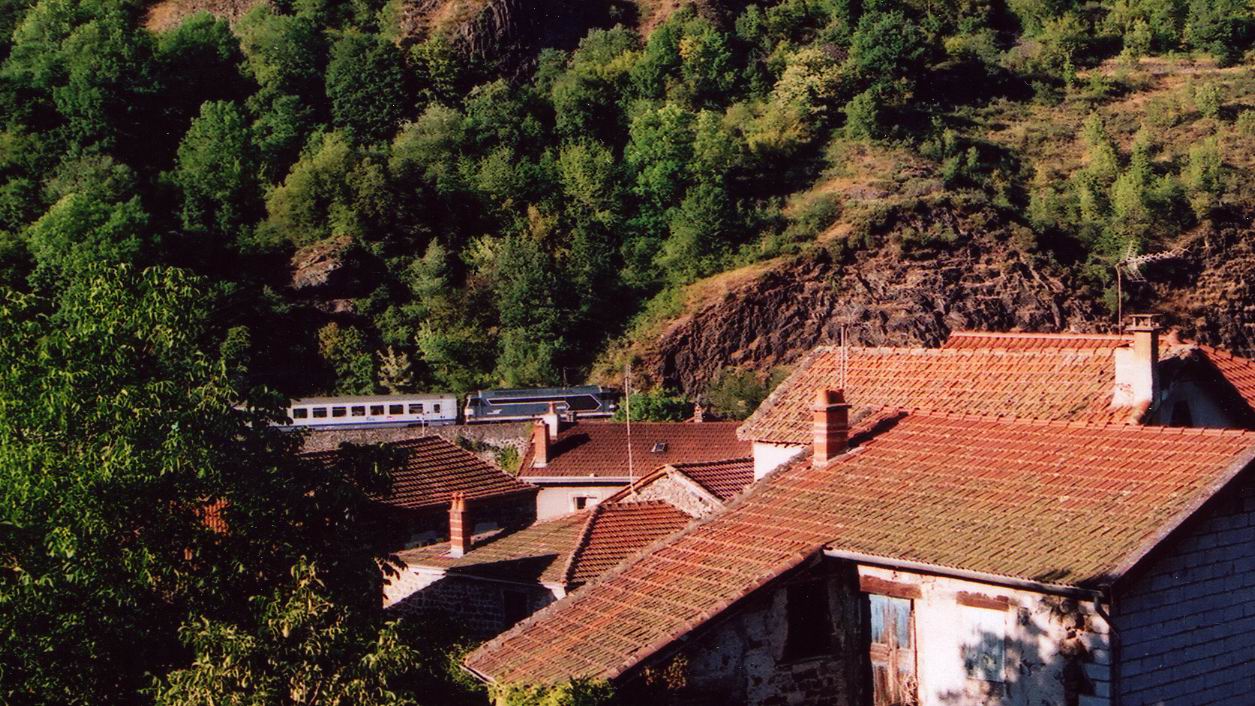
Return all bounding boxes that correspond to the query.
[1,0,1252,401]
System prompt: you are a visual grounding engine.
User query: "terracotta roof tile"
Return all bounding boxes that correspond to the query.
[739,347,1132,443]
[668,458,754,501]
[564,502,692,586]
[308,436,536,511]
[467,415,1255,685]
[520,422,750,480]
[403,500,690,587]
[943,331,1132,350]
[401,511,588,584]
[1198,344,1255,413]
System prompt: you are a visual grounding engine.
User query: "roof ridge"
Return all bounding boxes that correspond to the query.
[950,330,1129,340]
[559,503,604,586]
[898,408,1255,437]
[671,456,754,468]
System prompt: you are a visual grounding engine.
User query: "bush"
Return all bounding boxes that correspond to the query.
[1193,81,1223,119]
[705,366,789,420]
[613,388,691,422]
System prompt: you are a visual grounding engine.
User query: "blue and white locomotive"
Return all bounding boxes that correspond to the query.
[462,385,618,423]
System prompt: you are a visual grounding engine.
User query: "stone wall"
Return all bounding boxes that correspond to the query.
[620,471,719,518]
[621,559,864,706]
[1114,473,1255,705]
[387,568,561,639]
[620,557,1108,706]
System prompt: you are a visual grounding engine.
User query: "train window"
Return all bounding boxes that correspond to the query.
[312,408,327,418]
[331,407,346,417]
[351,406,366,417]
[434,403,441,413]
[370,405,384,415]
[389,404,404,414]
[292,408,308,419]
[409,404,424,414]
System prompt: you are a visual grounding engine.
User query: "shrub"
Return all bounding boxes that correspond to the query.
[613,388,691,422]
[1193,81,1223,119]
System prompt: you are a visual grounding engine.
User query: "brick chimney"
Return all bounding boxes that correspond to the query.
[532,419,550,468]
[1114,314,1160,410]
[449,492,471,558]
[812,388,851,468]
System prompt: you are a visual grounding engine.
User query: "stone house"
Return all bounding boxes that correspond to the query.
[466,384,1255,706]
[306,435,538,549]
[384,457,753,637]
[518,413,751,519]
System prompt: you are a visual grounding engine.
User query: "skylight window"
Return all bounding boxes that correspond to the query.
[650,442,667,453]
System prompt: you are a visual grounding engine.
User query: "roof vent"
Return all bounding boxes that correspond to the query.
[650,442,667,453]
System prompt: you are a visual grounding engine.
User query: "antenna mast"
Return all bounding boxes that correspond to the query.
[624,364,635,493]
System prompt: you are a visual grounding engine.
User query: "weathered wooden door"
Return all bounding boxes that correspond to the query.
[868,594,917,706]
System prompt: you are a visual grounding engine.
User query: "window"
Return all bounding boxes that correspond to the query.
[389,404,404,414]
[351,406,366,417]
[503,590,529,627]
[783,580,832,661]
[292,408,308,419]
[311,407,328,418]
[961,605,1006,682]
[433,403,441,413]
[331,407,346,418]
[866,593,916,704]
[409,403,424,414]
[650,442,668,453]
[370,405,384,415]
[572,496,596,511]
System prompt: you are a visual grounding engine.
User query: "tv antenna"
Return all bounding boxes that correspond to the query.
[1115,243,1186,328]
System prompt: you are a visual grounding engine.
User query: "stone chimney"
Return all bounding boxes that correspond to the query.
[448,492,471,558]
[540,402,561,440]
[812,388,851,468]
[1113,314,1160,410]
[531,419,550,468]
[691,403,706,423]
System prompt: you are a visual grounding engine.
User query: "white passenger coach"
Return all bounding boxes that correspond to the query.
[286,394,458,428]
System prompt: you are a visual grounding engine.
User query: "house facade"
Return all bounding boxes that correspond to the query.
[466,376,1255,705]
[384,458,754,637]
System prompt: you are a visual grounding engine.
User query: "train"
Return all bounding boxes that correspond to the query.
[463,385,618,423]
[279,386,618,429]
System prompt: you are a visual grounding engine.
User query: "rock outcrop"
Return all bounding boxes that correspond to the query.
[635,201,1110,395]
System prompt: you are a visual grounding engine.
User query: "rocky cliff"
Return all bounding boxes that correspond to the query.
[629,198,1255,397]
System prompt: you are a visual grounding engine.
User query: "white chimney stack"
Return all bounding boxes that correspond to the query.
[1113,314,1160,410]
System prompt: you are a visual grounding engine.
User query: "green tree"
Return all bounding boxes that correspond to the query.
[173,100,260,241]
[847,9,929,103]
[326,33,409,143]
[1182,136,1224,217]
[319,322,376,393]
[153,560,418,706]
[0,265,403,703]
[1184,0,1252,66]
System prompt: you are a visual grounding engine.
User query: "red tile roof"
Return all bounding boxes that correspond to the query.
[942,331,1132,350]
[404,501,691,588]
[1198,344,1255,413]
[400,511,590,584]
[466,414,1255,685]
[519,422,750,480]
[739,346,1132,443]
[668,458,754,501]
[564,502,692,586]
[308,436,536,511]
